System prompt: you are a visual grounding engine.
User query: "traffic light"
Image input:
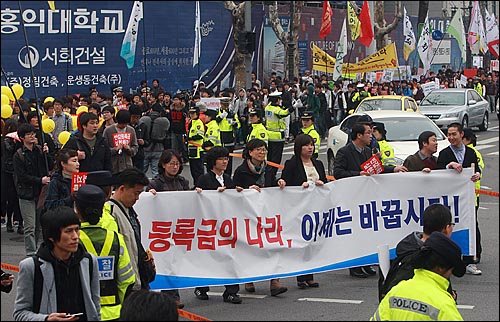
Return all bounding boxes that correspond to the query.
[237,31,256,54]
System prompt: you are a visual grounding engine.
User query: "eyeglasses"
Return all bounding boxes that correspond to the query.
[448,223,456,227]
[166,162,180,167]
[254,148,268,153]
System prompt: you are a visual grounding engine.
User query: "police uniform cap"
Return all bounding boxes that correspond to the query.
[113,86,123,92]
[269,91,282,97]
[463,128,476,140]
[85,170,120,187]
[74,184,107,205]
[205,109,218,117]
[423,231,466,277]
[220,97,231,104]
[301,111,314,120]
[249,110,260,117]
[189,106,200,113]
[372,122,386,135]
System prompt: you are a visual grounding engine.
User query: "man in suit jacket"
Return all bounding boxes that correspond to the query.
[333,122,407,278]
[437,122,482,275]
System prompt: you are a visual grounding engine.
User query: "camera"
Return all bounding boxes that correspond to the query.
[1,272,12,280]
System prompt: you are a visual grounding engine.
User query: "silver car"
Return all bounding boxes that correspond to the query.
[418,88,489,131]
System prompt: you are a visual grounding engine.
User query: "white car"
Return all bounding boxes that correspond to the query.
[326,111,449,175]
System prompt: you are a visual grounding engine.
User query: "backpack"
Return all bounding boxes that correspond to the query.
[139,112,170,146]
[378,251,420,302]
[32,253,94,313]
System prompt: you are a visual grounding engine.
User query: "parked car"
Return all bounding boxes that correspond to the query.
[326,111,449,176]
[354,95,419,113]
[418,88,489,131]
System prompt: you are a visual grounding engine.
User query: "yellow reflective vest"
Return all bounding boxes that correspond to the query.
[264,103,289,141]
[204,120,221,148]
[378,140,396,166]
[247,123,268,144]
[371,269,463,321]
[300,124,320,157]
[468,143,483,205]
[188,118,205,159]
[217,109,240,147]
[80,223,135,321]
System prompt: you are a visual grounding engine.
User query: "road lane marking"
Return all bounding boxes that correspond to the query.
[297,298,363,304]
[206,291,267,299]
[456,304,475,310]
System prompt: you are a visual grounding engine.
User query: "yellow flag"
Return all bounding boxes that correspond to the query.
[343,42,399,74]
[347,1,360,41]
[312,44,336,74]
[47,1,55,11]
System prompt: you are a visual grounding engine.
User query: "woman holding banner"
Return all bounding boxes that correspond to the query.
[146,148,190,309]
[277,134,327,289]
[233,138,288,296]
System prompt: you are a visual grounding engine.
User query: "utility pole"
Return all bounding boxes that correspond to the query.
[288,2,295,82]
[245,1,252,89]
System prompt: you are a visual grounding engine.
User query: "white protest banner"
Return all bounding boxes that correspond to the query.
[421,81,438,96]
[135,169,475,290]
[200,97,221,111]
[460,74,468,85]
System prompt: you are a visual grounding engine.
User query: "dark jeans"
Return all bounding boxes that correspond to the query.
[297,274,314,283]
[265,141,285,187]
[1,171,23,227]
[196,284,239,297]
[189,157,204,188]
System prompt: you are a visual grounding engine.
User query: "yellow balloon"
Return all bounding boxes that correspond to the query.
[1,94,9,105]
[44,96,55,104]
[1,104,13,118]
[11,84,24,99]
[72,115,78,130]
[1,86,14,101]
[58,131,71,145]
[42,118,55,133]
[76,106,88,115]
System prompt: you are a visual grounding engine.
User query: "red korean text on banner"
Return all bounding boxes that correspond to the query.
[361,155,384,175]
[319,0,333,39]
[112,132,131,147]
[71,172,89,193]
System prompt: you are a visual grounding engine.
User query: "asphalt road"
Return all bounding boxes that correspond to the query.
[2,118,498,321]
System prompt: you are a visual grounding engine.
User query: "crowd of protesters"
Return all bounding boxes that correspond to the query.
[0,64,498,320]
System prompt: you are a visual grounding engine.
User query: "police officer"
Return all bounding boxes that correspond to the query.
[202,108,221,150]
[351,83,371,110]
[74,184,136,321]
[264,91,291,186]
[217,97,240,174]
[299,111,320,159]
[371,232,465,321]
[188,106,205,187]
[372,122,396,167]
[246,109,268,144]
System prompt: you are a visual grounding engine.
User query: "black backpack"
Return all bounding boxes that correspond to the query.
[378,251,419,302]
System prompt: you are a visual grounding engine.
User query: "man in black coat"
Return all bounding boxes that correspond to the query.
[333,122,407,278]
[64,112,112,172]
[437,122,482,275]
